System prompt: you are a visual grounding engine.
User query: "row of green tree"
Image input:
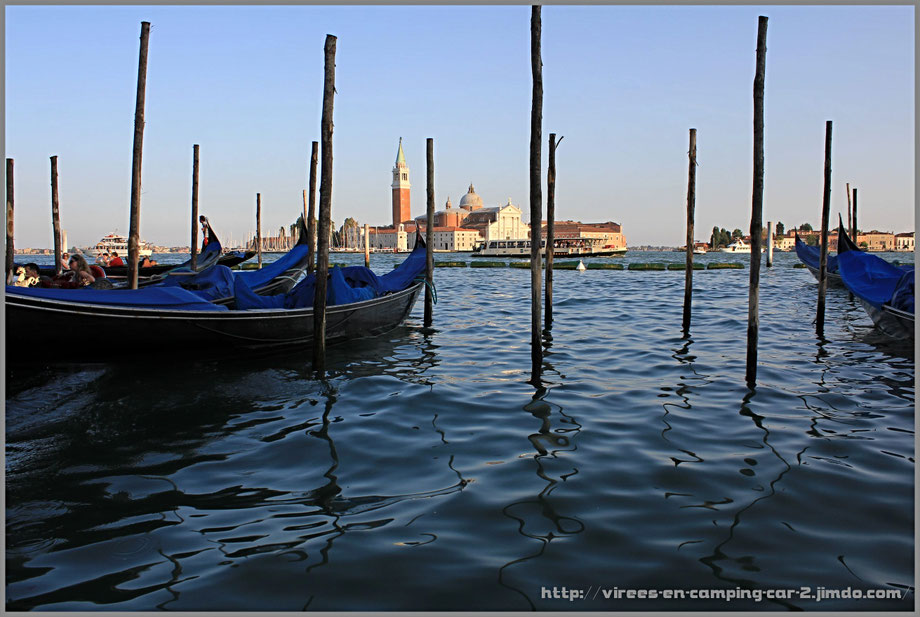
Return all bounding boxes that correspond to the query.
[709,222,867,248]
[709,222,790,248]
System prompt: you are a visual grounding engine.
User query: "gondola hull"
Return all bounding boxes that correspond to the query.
[855,299,915,340]
[803,263,845,287]
[6,283,423,361]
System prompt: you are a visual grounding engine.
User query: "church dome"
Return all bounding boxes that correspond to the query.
[459,183,483,211]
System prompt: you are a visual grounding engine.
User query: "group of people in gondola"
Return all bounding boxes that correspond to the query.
[95,251,125,267]
[9,216,210,289]
[9,254,98,289]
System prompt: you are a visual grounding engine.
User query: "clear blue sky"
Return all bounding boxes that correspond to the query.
[5,4,914,248]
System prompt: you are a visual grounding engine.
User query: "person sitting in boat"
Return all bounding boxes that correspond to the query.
[11,263,41,287]
[95,252,110,266]
[50,254,95,288]
[108,251,125,267]
[139,256,158,267]
[60,252,70,270]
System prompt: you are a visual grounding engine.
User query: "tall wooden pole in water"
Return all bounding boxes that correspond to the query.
[846,182,852,238]
[50,156,62,275]
[424,137,435,327]
[364,223,370,268]
[127,21,151,290]
[766,221,773,267]
[313,34,336,373]
[851,188,858,243]
[307,141,318,275]
[683,128,697,334]
[5,159,13,280]
[546,133,562,329]
[256,193,262,268]
[746,15,768,387]
[191,144,200,270]
[816,120,833,337]
[529,5,544,383]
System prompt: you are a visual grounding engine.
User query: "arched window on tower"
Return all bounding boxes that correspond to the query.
[401,173,407,181]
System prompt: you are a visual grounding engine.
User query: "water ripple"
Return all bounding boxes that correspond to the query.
[6,252,913,611]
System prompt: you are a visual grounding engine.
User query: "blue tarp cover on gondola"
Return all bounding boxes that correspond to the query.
[837,248,915,312]
[794,236,838,272]
[5,285,230,311]
[151,243,309,301]
[233,241,427,310]
[235,244,310,289]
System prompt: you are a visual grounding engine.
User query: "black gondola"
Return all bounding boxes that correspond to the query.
[6,235,427,361]
[793,230,845,287]
[836,218,914,340]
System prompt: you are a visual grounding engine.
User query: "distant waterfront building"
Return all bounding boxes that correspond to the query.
[460,195,529,242]
[541,220,626,251]
[368,224,409,252]
[895,232,914,252]
[775,235,796,251]
[407,225,482,251]
[859,230,895,251]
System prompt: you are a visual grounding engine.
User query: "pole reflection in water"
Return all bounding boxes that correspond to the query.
[301,386,344,609]
[697,388,795,610]
[498,376,585,610]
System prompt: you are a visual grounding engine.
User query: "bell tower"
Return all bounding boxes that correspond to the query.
[391,137,411,228]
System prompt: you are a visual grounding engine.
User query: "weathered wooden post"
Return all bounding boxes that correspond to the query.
[546,133,562,329]
[746,15,768,387]
[256,193,262,268]
[424,137,435,327]
[816,120,833,337]
[683,128,697,334]
[846,182,852,238]
[191,144,200,270]
[127,21,151,290]
[529,5,543,383]
[313,34,336,373]
[307,141,319,275]
[851,188,858,243]
[5,158,13,280]
[766,221,773,267]
[364,223,370,268]
[50,156,62,275]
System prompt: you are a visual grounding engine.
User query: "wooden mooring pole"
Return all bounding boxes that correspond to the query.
[313,34,336,374]
[50,156,62,275]
[546,133,562,329]
[746,15,768,387]
[191,144,200,270]
[256,193,262,268]
[846,182,852,239]
[424,137,435,327]
[128,21,151,290]
[816,120,833,337]
[851,188,857,243]
[682,128,697,334]
[766,221,773,267]
[307,140,318,275]
[364,223,370,268]
[529,5,543,383]
[5,158,13,281]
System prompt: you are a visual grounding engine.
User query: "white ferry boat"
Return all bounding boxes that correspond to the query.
[474,238,627,258]
[719,240,762,253]
[88,233,153,258]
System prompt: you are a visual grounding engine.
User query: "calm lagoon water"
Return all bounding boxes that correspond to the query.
[5,250,914,611]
